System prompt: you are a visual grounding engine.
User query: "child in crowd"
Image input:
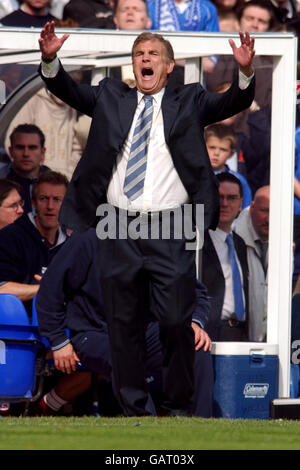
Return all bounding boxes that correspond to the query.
[204,123,252,208]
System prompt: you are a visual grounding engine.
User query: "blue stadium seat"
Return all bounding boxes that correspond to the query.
[0,293,44,405]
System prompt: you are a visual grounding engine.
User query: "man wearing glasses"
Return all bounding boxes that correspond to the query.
[201,171,249,341]
[0,179,24,229]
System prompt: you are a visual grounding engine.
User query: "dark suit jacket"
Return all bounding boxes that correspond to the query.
[201,230,249,341]
[40,63,255,232]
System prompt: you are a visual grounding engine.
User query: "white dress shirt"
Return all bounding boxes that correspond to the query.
[209,227,246,321]
[107,89,190,212]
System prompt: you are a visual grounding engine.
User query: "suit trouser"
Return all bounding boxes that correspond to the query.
[96,209,196,416]
[71,322,214,417]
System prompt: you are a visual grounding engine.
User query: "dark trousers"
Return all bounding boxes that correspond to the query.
[71,322,214,417]
[97,209,197,416]
[218,321,248,341]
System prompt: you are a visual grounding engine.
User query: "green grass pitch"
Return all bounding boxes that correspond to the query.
[1,416,300,451]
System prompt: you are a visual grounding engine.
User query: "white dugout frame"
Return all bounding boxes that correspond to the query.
[0,28,297,398]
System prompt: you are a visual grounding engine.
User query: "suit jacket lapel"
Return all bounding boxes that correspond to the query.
[233,233,248,279]
[204,232,224,278]
[203,232,225,324]
[118,87,138,137]
[162,87,180,142]
[233,232,249,320]
[118,86,180,143]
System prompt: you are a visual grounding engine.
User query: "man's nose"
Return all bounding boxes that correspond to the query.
[250,20,259,30]
[46,198,55,209]
[22,146,30,156]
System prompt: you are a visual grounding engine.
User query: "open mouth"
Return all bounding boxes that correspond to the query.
[141,67,154,79]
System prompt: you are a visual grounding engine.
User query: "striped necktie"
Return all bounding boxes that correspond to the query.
[123,94,153,201]
[226,233,244,321]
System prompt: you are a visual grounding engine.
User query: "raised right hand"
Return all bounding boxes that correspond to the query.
[38,20,69,61]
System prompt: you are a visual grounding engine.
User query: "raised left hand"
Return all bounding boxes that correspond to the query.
[229,31,255,76]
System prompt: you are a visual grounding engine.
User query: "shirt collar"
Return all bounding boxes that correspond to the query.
[137,88,165,106]
[213,227,232,242]
[27,212,67,248]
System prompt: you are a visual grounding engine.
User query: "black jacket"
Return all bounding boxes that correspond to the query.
[0,213,67,314]
[0,9,56,26]
[0,213,66,285]
[63,0,115,28]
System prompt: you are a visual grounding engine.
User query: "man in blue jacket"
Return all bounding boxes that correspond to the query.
[36,227,214,417]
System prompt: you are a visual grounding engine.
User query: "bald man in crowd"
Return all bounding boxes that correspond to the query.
[234,185,270,341]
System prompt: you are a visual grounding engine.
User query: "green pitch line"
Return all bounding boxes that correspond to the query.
[0,417,300,451]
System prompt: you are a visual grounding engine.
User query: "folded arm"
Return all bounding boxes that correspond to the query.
[0,281,39,302]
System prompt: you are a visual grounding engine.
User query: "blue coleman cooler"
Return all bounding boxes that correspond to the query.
[212,342,279,419]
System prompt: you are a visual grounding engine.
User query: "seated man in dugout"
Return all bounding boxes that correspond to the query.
[0,170,69,312]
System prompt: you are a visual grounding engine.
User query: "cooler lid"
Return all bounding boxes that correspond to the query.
[211,342,279,356]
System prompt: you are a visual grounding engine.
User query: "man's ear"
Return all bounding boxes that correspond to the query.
[113,15,119,29]
[8,147,13,161]
[167,59,175,75]
[40,147,46,166]
[238,199,243,213]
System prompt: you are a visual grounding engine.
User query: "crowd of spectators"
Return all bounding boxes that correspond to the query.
[0,0,299,417]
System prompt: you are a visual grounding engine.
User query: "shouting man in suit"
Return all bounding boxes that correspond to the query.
[202,172,249,342]
[38,22,255,417]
